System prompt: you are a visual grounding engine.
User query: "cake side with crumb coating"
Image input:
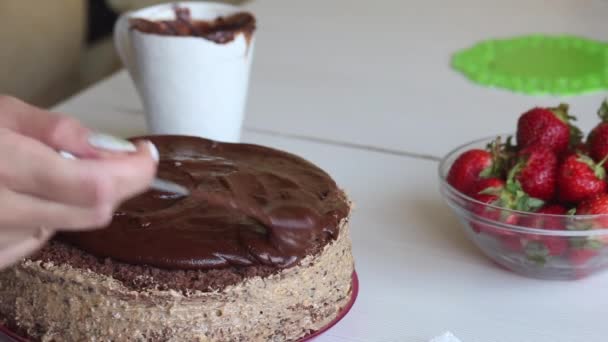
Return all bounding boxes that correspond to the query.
[0,220,353,341]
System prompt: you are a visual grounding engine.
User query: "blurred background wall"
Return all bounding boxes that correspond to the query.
[0,0,245,108]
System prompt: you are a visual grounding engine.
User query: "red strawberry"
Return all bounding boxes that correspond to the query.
[535,205,569,256]
[569,142,589,157]
[468,179,507,234]
[543,237,569,256]
[576,193,608,227]
[448,137,513,196]
[517,104,582,155]
[470,186,548,252]
[470,177,505,197]
[469,178,544,236]
[447,149,492,195]
[587,100,608,163]
[470,193,501,233]
[557,153,607,204]
[501,235,523,252]
[569,249,599,266]
[575,193,608,245]
[520,204,567,229]
[521,205,569,258]
[537,204,568,216]
[470,178,511,237]
[470,193,518,235]
[509,146,558,201]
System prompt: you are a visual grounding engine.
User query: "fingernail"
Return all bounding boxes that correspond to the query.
[88,132,137,152]
[59,151,76,160]
[145,140,160,162]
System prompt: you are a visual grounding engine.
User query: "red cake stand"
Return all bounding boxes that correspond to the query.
[0,271,358,342]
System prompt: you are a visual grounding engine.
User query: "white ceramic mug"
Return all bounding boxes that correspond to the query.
[114,1,255,142]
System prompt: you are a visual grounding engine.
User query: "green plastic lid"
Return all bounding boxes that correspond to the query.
[452,35,608,96]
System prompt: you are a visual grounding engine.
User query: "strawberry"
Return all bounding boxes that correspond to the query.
[569,142,589,157]
[469,193,503,233]
[521,205,569,258]
[447,138,511,196]
[557,153,607,204]
[447,149,492,195]
[509,146,558,201]
[467,155,544,249]
[587,99,608,163]
[469,177,508,235]
[569,194,608,258]
[520,204,567,230]
[470,192,518,235]
[542,237,569,257]
[516,104,582,155]
[569,249,599,266]
[536,203,568,216]
[576,193,608,227]
[469,178,544,236]
[501,235,524,252]
[470,177,505,197]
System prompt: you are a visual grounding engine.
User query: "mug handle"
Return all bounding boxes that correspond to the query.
[113,12,139,86]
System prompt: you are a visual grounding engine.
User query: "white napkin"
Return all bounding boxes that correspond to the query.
[429,332,463,342]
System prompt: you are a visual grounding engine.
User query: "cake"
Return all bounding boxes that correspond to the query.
[0,136,355,341]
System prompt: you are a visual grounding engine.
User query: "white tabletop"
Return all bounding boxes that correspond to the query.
[51,0,608,341]
[242,0,608,158]
[54,81,608,342]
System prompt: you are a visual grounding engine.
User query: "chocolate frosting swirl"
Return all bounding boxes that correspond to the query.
[60,136,349,270]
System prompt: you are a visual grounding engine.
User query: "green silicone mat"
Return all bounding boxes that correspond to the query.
[452,35,608,96]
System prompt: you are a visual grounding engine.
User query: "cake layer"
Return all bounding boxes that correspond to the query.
[60,135,350,271]
[0,222,354,341]
[31,240,276,293]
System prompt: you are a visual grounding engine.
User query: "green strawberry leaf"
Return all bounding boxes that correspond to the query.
[507,161,524,183]
[576,153,606,180]
[504,136,517,153]
[569,237,604,250]
[479,165,494,179]
[482,136,515,179]
[586,239,604,250]
[505,181,519,194]
[553,103,583,148]
[499,175,544,212]
[596,153,608,176]
[598,98,608,123]
[525,241,549,265]
[567,222,592,231]
[525,198,545,211]
[569,125,584,148]
[478,186,502,196]
[569,237,587,248]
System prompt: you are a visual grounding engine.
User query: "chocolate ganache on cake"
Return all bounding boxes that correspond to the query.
[0,136,355,341]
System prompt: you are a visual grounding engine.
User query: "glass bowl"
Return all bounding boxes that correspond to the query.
[439,135,608,280]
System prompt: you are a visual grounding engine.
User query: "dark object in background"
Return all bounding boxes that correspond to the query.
[87,0,118,44]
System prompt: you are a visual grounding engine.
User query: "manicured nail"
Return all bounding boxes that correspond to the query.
[88,132,137,152]
[146,141,160,162]
[59,151,76,160]
[151,179,189,196]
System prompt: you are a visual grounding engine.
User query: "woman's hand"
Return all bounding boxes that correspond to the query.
[0,95,158,267]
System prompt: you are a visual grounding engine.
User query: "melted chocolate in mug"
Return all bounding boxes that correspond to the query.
[60,136,348,270]
[130,6,256,44]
